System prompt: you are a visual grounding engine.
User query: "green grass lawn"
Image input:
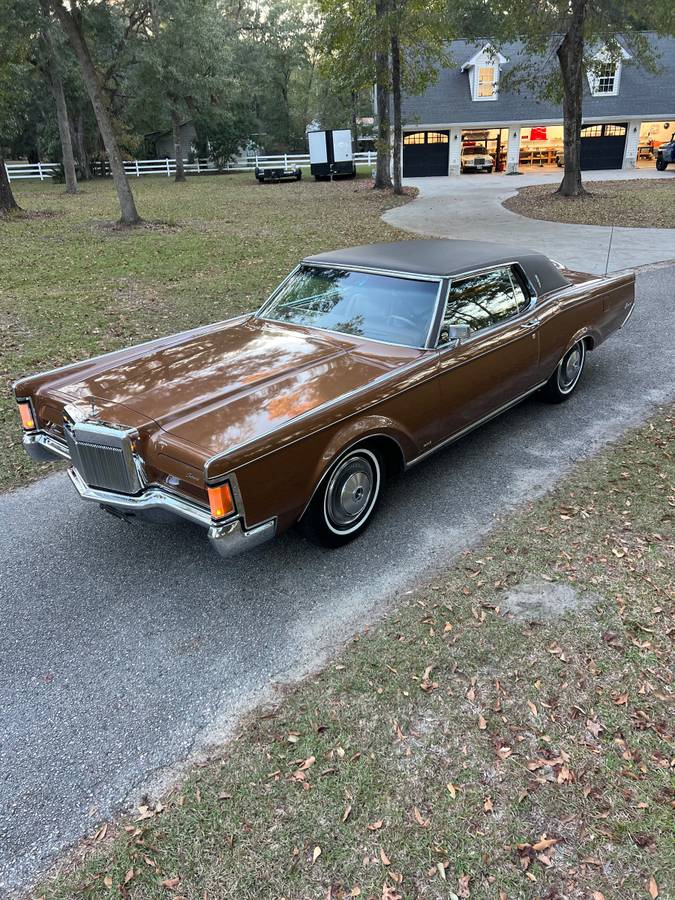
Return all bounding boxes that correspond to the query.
[503,178,674,229]
[37,407,674,900]
[0,173,410,490]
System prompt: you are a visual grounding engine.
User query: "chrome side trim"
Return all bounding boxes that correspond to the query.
[67,466,212,528]
[406,380,548,468]
[620,303,634,328]
[23,432,70,463]
[208,518,276,558]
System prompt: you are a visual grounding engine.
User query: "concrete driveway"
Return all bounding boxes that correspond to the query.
[384,169,675,274]
[1,266,674,895]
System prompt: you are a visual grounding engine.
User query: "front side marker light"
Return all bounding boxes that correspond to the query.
[207,483,235,520]
[18,401,36,431]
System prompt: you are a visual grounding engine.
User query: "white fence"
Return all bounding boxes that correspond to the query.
[5,151,378,181]
[5,162,62,181]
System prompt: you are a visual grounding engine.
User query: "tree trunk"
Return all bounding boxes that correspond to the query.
[171,107,186,182]
[0,159,21,213]
[556,0,587,197]
[374,0,392,189]
[71,108,92,180]
[42,28,78,194]
[50,1,140,223]
[391,28,402,194]
[350,90,358,146]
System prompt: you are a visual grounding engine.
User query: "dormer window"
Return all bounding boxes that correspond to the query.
[478,66,496,98]
[587,44,630,97]
[461,44,507,102]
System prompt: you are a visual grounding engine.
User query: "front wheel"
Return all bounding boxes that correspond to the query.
[541,340,586,403]
[656,159,667,171]
[300,447,384,548]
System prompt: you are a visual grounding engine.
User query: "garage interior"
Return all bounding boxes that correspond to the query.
[402,120,671,176]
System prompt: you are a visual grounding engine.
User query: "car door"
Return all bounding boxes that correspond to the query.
[434,266,541,439]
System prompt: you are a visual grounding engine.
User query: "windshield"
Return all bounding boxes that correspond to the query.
[259,265,439,348]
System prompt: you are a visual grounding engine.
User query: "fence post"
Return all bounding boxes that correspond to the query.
[135,160,140,177]
[196,158,200,174]
[284,153,288,167]
[166,158,171,177]
[38,161,44,181]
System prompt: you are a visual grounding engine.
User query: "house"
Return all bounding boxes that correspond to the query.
[396,34,674,177]
[145,120,198,158]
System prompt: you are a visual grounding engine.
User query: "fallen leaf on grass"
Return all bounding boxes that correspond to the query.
[298,755,316,771]
[162,878,181,889]
[312,846,322,863]
[103,875,113,888]
[483,796,494,813]
[458,873,471,897]
[496,746,512,760]
[447,782,457,799]
[368,820,384,831]
[123,868,134,885]
[591,892,606,900]
[342,804,352,822]
[531,838,558,852]
[649,876,659,898]
[613,692,629,706]
[94,823,108,842]
[413,807,429,828]
[380,848,391,866]
[478,714,487,730]
[527,700,538,718]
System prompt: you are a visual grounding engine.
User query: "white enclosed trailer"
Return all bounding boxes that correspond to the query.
[307,129,356,180]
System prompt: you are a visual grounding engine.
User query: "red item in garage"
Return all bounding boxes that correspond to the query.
[530,127,547,141]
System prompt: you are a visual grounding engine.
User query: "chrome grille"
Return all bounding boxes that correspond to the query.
[64,421,142,495]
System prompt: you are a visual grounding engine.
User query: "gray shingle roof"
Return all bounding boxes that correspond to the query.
[402,35,674,126]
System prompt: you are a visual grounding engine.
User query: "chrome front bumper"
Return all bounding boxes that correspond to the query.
[23,431,275,558]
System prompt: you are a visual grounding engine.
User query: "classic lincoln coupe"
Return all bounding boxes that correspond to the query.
[15,239,634,557]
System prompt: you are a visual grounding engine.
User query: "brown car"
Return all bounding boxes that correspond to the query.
[14,239,634,557]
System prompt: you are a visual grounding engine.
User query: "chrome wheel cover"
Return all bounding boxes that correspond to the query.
[557,342,585,393]
[323,450,380,534]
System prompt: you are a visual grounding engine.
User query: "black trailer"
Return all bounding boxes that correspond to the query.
[308,129,356,180]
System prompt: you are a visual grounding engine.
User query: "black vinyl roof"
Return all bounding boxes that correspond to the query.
[303,239,569,293]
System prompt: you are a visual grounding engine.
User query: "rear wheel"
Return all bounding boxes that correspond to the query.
[541,339,586,403]
[300,446,384,548]
[656,158,667,171]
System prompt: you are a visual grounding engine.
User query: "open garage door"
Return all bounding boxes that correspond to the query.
[580,123,627,170]
[403,131,449,176]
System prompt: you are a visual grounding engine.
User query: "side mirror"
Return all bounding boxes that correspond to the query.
[439,324,471,345]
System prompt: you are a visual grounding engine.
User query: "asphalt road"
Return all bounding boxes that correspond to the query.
[1,266,674,895]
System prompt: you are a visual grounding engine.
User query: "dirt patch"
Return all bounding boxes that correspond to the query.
[503,178,673,229]
[89,218,183,235]
[501,576,597,621]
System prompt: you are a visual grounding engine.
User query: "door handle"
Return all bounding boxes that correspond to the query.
[520,318,541,329]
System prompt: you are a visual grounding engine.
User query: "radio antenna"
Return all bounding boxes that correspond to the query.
[604,225,614,276]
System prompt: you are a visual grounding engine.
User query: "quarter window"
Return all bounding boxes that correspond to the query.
[439,268,522,342]
[403,132,425,145]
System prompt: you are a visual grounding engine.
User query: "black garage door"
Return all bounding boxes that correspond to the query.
[580,123,627,170]
[403,131,449,176]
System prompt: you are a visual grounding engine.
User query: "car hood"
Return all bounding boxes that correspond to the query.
[51,318,414,455]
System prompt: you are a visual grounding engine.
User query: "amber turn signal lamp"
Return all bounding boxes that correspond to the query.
[207,483,235,520]
[18,401,36,431]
